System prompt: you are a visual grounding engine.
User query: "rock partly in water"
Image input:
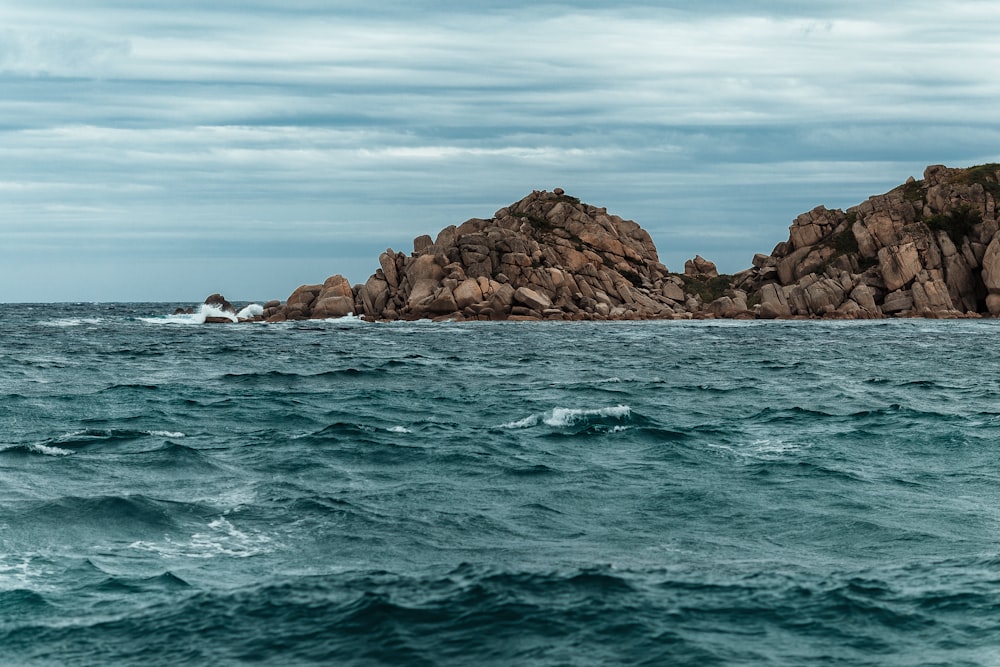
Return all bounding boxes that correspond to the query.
[200,163,1000,322]
[737,163,1000,319]
[250,189,711,323]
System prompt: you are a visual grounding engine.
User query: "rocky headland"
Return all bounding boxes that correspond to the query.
[202,163,1000,322]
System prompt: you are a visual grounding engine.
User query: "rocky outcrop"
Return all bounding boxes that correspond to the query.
[249,190,744,322]
[736,164,1000,319]
[202,163,1000,322]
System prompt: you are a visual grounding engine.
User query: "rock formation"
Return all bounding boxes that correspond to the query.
[204,163,1000,322]
[736,164,1000,319]
[255,190,743,322]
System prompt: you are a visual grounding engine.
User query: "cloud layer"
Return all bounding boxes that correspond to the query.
[2,1,999,301]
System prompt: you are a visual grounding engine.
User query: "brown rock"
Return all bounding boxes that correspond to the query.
[413,234,434,254]
[759,283,792,317]
[878,242,921,292]
[911,280,954,313]
[882,289,914,314]
[407,279,439,311]
[405,253,445,284]
[285,284,322,317]
[204,293,235,313]
[427,287,459,314]
[684,255,718,278]
[513,286,553,311]
[312,296,354,319]
[453,278,484,309]
[981,232,1000,300]
[379,251,399,289]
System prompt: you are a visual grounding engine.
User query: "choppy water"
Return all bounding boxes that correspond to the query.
[3,303,1000,665]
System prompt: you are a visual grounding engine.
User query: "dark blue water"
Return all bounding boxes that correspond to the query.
[3,303,1000,665]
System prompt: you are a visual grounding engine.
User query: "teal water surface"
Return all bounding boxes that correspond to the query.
[2,303,1000,665]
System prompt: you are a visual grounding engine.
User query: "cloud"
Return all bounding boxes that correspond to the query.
[1,1,999,300]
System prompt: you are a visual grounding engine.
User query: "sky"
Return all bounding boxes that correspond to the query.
[2,1,999,302]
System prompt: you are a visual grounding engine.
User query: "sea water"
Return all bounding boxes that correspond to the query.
[2,302,1000,665]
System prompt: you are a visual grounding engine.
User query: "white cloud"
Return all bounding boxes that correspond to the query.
[1,1,1000,300]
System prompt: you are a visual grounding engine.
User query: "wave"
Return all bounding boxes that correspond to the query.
[221,367,382,385]
[93,571,191,594]
[20,495,196,534]
[499,404,632,430]
[40,317,104,328]
[138,303,262,325]
[25,429,187,453]
[0,443,74,457]
[128,517,275,560]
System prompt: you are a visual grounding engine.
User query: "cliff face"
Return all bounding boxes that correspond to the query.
[217,162,1000,322]
[734,164,1000,319]
[259,189,734,322]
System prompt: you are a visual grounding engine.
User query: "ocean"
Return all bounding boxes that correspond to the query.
[2,302,1000,666]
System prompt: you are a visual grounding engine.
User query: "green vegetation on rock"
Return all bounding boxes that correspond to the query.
[900,179,925,203]
[679,274,733,303]
[954,163,1000,197]
[924,205,981,245]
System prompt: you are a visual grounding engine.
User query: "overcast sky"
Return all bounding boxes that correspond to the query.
[2,1,999,302]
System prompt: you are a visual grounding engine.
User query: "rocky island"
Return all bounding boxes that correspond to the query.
[198,163,1000,321]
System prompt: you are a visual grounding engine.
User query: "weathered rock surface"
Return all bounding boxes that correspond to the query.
[202,163,1000,322]
[240,189,734,322]
[736,163,1000,319]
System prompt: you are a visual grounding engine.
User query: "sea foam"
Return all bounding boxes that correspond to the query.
[500,405,631,429]
[141,303,262,325]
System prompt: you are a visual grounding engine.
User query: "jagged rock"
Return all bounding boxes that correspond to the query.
[284,284,322,319]
[204,162,1000,322]
[204,293,235,313]
[453,278,484,309]
[882,289,914,314]
[706,296,739,318]
[311,274,355,319]
[742,162,1000,318]
[684,255,718,278]
[413,234,433,254]
[379,251,399,289]
[514,286,553,312]
[981,233,1000,311]
[878,243,921,292]
[850,284,880,316]
[758,283,791,319]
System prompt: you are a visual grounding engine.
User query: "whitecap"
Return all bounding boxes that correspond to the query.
[128,517,273,560]
[140,303,244,325]
[236,303,263,319]
[499,414,540,429]
[543,405,631,427]
[0,556,51,591]
[386,426,412,434]
[749,438,802,456]
[42,317,103,327]
[499,405,631,429]
[318,313,364,324]
[29,443,73,456]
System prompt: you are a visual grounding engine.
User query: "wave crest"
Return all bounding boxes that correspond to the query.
[500,405,631,429]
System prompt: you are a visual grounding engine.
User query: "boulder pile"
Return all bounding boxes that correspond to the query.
[735,164,1000,318]
[253,189,740,322]
[203,162,1000,321]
